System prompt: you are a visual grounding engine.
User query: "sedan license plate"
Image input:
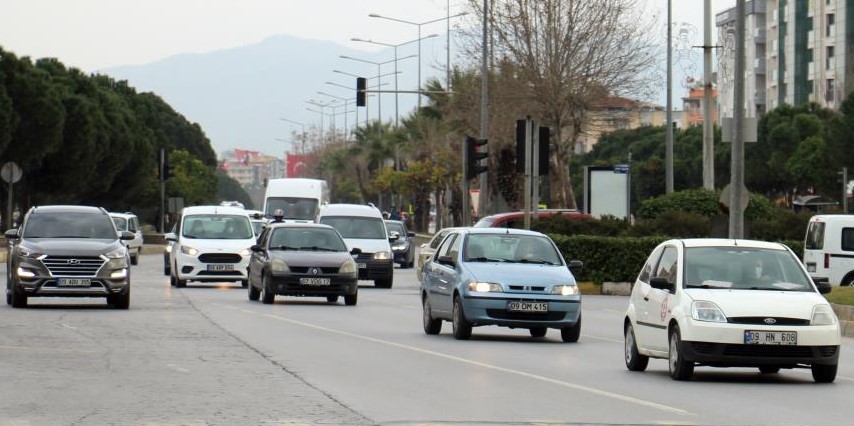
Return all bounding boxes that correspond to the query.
[207,264,234,272]
[299,277,331,286]
[744,330,797,345]
[357,263,367,269]
[507,301,549,313]
[58,278,91,287]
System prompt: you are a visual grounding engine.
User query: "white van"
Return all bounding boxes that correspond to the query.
[803,214,854,286]
[262,178,329,222]
[316,204,396,288]
[167,205,255,288]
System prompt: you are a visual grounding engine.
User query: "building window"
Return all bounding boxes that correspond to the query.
[827,46,835,69]
[827,79,835,102]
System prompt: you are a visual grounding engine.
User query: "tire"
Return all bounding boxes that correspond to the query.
[758,366,780,374]
[10,281,27,308]
[811,363,837,383]
[131,253,139,266]
[176,277,187,288]
[163,266,170,276]
[668,325,694,381]
[422,297,442,335]
[452,295,472,340]
[843,275,854,287]
[248,281,260,301]
[169,273,176,287]
[529,327,547,338]
[327,295,340,303]
[375,273,393,289]
[624,323,649,372]
[560,314,582,343]
[240,279,249,288]
[6,287,11,305]
[108,288,130,310]
[261,275,275,304]
[344,292,358,306]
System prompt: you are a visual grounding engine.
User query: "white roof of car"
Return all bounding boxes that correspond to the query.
[678,238,787,250]
[182,205,249,216]
[809,214,854,223]
[318,203,383,218]
[463,227,547,237]
[108,212,137,219]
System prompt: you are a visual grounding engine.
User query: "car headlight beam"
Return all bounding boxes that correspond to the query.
[691,300,727,323]
[811,304,837,325]
[373,251,391,260]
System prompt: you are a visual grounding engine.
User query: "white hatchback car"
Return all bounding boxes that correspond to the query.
[110,212,144,265]
[167,206,255,288]
[624,239,840,383]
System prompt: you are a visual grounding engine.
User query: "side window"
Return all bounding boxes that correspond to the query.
[436,234,459,259]
[429,231,447,249]
[842,228,854,251]
[655,246,679,287]
[805,222,825,250]
[130,218,139,233]
[638,246,664,283]
[446,234,462,260]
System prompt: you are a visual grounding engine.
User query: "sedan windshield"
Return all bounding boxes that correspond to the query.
[464,234,562,265]
[24,213,118,239]
[269,228,347,252]
[182,215,253,239]
[684,247,812,291]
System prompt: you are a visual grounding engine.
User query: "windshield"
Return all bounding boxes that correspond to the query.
[111,217,128,231]
[265,197,319,220]
[385,222,405,236]
[251,220,266,236]
[319,216,386,239]
[23,212,118,239]
[464,234,562,265]
[182,215,253,239]
[684,247,813,291]
[268,227,347,252]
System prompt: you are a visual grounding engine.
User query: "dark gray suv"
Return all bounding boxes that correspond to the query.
[5,205,135,309]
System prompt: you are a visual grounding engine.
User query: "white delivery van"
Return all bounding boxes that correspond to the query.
[317,204,396,288]
[803,214,854,286]
[262,178,329,222]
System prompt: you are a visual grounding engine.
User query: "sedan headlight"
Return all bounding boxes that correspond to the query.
[551,284,579,296]
[691,300,727,323]
[271,258,289,273]
[110,268,128,279]
[181,245,199,256]
[467,281,503,293]
[811,304,838,325]
[105,247,127,259]
[373,251,391,260]
[339,260,358,275]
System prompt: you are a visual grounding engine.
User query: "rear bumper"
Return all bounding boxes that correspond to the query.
[356,258,393,280]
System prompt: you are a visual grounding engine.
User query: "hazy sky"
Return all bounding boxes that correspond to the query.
[1,0,737,72]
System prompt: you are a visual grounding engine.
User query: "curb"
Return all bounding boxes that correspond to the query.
[831,304,854,338]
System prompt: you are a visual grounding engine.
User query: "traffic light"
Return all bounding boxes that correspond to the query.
[356,77,366,107]
[515,119,526,173]
[538,126,550,175]
[465,136,488,180]
[159,148,170,180]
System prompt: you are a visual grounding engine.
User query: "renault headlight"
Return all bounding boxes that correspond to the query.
[551,284,579,296]
[691,301,727,323]
[467,281,503,293]
[339,260,358,275]
[811,304,837,326]
[181,245,199,256]
[271,258,289,273]
[373,251,391,260]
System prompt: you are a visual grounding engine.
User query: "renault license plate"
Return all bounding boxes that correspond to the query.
[358,263,366,269]
[58,278,91,287]
[507,301,548,312]
[744,330,797,345]
[299,277,331,286]
[207,264,234,271]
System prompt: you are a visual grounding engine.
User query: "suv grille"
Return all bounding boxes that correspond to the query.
[42,256,105,277]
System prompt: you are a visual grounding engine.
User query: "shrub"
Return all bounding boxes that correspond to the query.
[550,234,666,283]
[637,189,719,219]
[751,209,812,241]
[532,214,629,236]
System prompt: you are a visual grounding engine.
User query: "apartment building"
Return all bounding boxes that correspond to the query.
[717,0,767,119]
[575,96,683,153]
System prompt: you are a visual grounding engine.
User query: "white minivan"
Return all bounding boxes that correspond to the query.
[263,178,329,222]
[167,205,255,288]
[316,204,396,288]
[804,214,854,286]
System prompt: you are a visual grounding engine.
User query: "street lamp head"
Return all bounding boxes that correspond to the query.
[425,33,440,39]
[368,13,381,18]
[351,37,365,42]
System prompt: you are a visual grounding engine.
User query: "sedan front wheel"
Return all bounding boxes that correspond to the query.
[452,296,472,340]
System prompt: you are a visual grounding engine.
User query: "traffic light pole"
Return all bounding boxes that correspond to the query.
[524,118,533,230]
[462,140,470,226]
[160,148,166,233]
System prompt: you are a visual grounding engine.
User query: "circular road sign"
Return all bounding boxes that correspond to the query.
[1,162,23,184]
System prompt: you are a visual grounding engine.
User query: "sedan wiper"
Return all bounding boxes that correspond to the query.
[300,246,338,252]
[517,258,557,265]
[268,245,299,251]
[747,286,799,291]
[467,256,507,262]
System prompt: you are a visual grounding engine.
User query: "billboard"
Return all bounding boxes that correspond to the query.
[584,165,630,220]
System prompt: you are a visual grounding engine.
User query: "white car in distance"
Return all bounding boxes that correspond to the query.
[110,212,143,265]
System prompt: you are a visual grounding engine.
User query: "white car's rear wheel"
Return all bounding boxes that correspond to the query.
[624,323,649,371]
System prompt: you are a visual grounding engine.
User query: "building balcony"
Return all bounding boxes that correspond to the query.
[754,28,766,43]
[755,59,766,75]
[808,30,815,49]
[808,62,815,80]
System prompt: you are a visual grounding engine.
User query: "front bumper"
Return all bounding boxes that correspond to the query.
[269,273,358,297]
[176,251,250,282]
[14,258,129,298]
[462,293,581,328]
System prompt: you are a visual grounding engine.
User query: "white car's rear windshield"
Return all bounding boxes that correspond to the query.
[182,215,253,240]
[319,216,385,239]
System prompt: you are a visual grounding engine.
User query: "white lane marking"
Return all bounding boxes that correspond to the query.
[61,323,77,330]
[166,363,190,373]
[581,334,623,343]
[256,313,691,415]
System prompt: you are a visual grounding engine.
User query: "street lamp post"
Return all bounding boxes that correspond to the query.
[318,91,358,140]
[279,118,306,153]
[351,34,438,127]
[306,99,337,142]
[369,11,467,108]
[340,54,416,125]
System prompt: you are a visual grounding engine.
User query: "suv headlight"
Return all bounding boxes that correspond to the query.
[811,304,837,325]
[467,281,503,293]
[181,245,199,256]
[373,251,391,260]
[339,260,357,275]
[240,248,252,257]
[691,301,727,323]
[271,258,289,273]
[551,284,579,296]
[16,246,44,259]
[105,247,127,259]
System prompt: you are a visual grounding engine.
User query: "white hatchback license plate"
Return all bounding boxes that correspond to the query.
[299,277,331,286]
[58,278,91,287]
[507,301,548,312]
[207,264,234,271]
[744,330,797,345]
[357,263,367,269]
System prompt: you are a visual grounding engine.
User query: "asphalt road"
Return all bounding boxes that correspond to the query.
[1,252,853,426]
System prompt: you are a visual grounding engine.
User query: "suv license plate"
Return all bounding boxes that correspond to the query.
[507,301,548,313]
[744,330,797,345]
[58,278,91,287]
[300,277,331,286]
[357,263,367,269]
[207,264,234,271]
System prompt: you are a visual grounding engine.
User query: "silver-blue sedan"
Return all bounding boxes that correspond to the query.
[420,228,583,342]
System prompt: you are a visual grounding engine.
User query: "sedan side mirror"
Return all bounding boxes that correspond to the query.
[388,231,400,242]
[568,259,583,272]
[350,247,362,256]
[4,229,20,240]
[165,233,177,242]
[251,244,262,252]
[119,231,136,241]
[407,232,416,237]
[813,277,832,295]
[649,276,676,293]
